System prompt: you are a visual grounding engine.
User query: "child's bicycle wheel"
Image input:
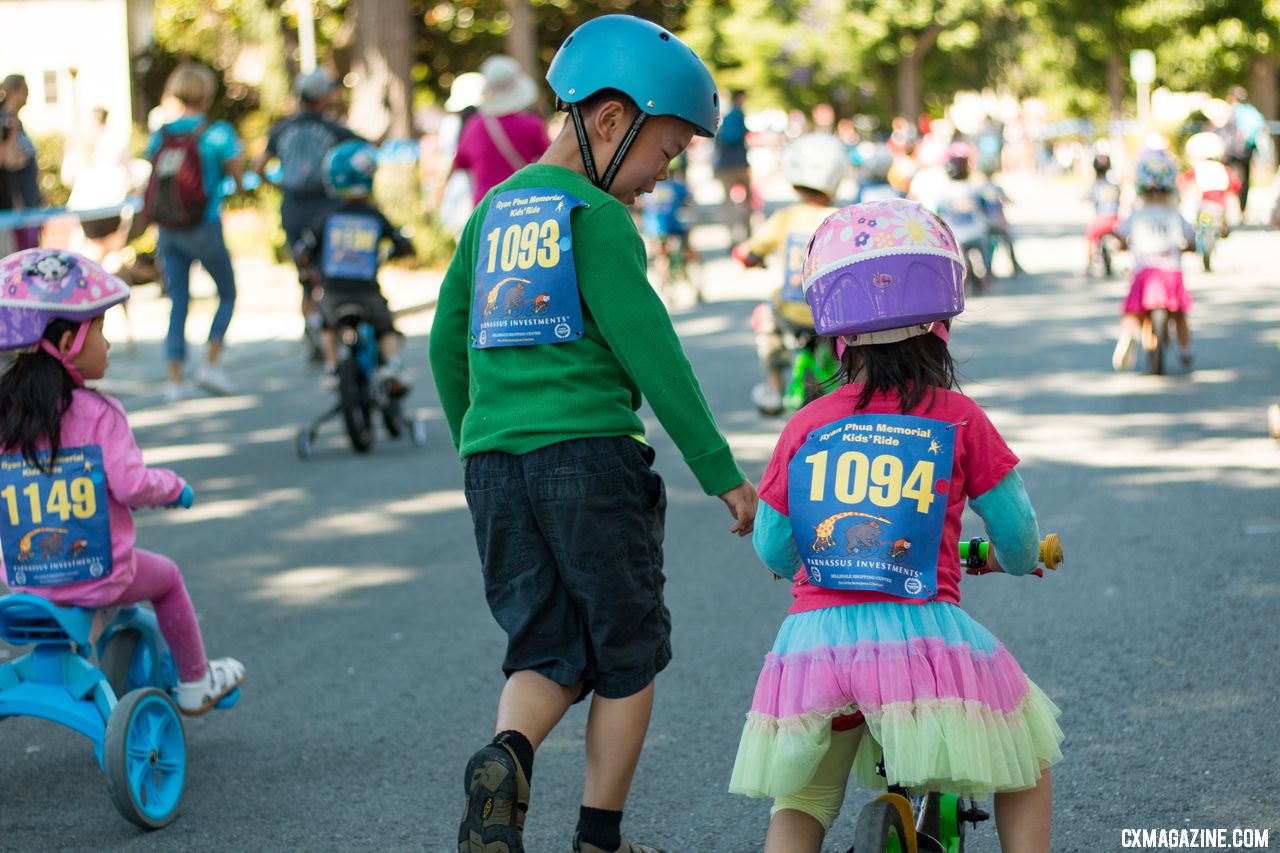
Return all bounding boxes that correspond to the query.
[338,356,375,452]
[1144,308,1171,375]
[849,795,915,853]
[99,628,159,699]
[103,687,186,829]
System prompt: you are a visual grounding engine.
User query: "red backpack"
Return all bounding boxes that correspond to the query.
[144,121,210,229]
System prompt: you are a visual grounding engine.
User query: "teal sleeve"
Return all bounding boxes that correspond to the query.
[753,502,802,578]
[428,208,480,451]
[969,470,1040,576]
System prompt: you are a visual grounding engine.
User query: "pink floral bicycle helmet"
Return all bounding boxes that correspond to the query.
[803,198,965,346]
[0,249,130,384]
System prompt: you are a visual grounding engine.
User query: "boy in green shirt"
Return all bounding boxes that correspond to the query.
[430,15,757,853]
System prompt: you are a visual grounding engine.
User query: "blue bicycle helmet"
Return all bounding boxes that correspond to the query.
[547,15,720,192]
[323,140,378,199]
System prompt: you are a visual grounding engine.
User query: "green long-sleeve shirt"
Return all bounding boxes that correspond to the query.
[428,164,745,497]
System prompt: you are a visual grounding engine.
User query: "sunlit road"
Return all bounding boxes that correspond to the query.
[2,176,1278,851]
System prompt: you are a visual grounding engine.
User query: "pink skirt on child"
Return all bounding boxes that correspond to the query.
[1123,268,1192,315]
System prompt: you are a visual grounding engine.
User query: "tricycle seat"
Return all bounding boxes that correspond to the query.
[0,594,95,647]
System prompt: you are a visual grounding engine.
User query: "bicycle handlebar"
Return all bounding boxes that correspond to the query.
[165,485,195,510]
[961,533,1062,577]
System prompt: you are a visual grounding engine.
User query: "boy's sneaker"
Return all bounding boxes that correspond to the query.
[164,381,197,403]
[1112,335,1137,372]
[195,364,238,396]
[571,834,666,853]
[375,361,412,396]
[458,738,529,853]
[176,658,245,716]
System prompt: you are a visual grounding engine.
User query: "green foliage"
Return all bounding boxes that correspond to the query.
[408,0,686,104]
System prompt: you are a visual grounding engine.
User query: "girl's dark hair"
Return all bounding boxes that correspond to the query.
[0,319,79,474]
[832,322,960,414]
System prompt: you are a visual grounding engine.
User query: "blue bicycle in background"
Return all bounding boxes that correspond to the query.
[0,491,239,829]
[295,303,427,458]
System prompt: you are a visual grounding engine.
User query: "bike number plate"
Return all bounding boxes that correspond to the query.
[0,446,113,587]
[787,415,953,597]
[471,188,588,349]
[322,213,382,281]
[780,232,809,304]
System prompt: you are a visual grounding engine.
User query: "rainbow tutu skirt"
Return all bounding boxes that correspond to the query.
[730,602,1063,799]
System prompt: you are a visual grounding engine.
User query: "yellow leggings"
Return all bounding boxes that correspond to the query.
[771,726,861,831]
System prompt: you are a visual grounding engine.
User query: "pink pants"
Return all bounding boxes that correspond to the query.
[114,550,208,682]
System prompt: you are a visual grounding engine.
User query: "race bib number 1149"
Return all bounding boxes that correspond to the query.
[0,445,113,588]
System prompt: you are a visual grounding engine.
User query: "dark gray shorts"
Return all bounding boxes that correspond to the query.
[463,437,670,700]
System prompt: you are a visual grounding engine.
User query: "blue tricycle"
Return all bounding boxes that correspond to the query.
[0,491,239,829]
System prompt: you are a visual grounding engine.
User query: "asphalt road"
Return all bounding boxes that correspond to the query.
[2,176,1279,852]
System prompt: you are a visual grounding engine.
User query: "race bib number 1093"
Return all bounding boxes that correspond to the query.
[470,188,588,349]
[0,445,113,587]
[787,415,954,598]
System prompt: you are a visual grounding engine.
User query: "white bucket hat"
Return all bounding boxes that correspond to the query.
[445,72,486,112]
[478,55,539,116]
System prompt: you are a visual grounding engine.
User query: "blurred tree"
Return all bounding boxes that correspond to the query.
[409,0,685,108]
[347,0,415,138]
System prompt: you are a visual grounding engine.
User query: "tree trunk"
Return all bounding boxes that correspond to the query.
[505,0,539,84]
[1107,53,1125,121]
[348,0,414,140]
[1249,54,1277,121]
[896,24,942,121]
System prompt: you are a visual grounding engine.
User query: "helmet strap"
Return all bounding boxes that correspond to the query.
[568,103,601,186]
[38,320,90,388]
[567,102,648,193]
[599,112,647,193]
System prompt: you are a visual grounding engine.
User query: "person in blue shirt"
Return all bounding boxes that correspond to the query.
[1224,87,1267,217]
[715,90,753,243]
[640,155,700,302]
[144,62,244,402]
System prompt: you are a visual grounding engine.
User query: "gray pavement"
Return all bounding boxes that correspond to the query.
[2,176,1279,852]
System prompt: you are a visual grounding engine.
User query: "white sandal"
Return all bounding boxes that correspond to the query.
[176,657,245,716]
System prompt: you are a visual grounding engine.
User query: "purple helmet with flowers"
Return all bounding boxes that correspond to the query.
[802,198,964,345]
[0,249,130,368]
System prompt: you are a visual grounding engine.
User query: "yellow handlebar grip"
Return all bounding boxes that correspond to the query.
[1039,533,1063,571]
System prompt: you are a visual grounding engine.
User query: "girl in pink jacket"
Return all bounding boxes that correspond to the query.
[0,249,243,714]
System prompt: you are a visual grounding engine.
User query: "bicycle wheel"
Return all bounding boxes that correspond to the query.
[99,629,146,700]
[1146,309,1169,375]
[338,356,375,453]
[1101,240,1113,277]
[918,792,966,853]
[852,798,910,853]
[103,688,186,829]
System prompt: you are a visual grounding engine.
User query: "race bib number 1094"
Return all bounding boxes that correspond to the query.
[787,415,954,598]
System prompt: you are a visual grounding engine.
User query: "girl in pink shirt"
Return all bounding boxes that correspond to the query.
[729,201,1062,852]
[0,249,244,714]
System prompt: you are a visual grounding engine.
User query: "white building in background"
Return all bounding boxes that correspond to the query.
[0,0,153,136]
